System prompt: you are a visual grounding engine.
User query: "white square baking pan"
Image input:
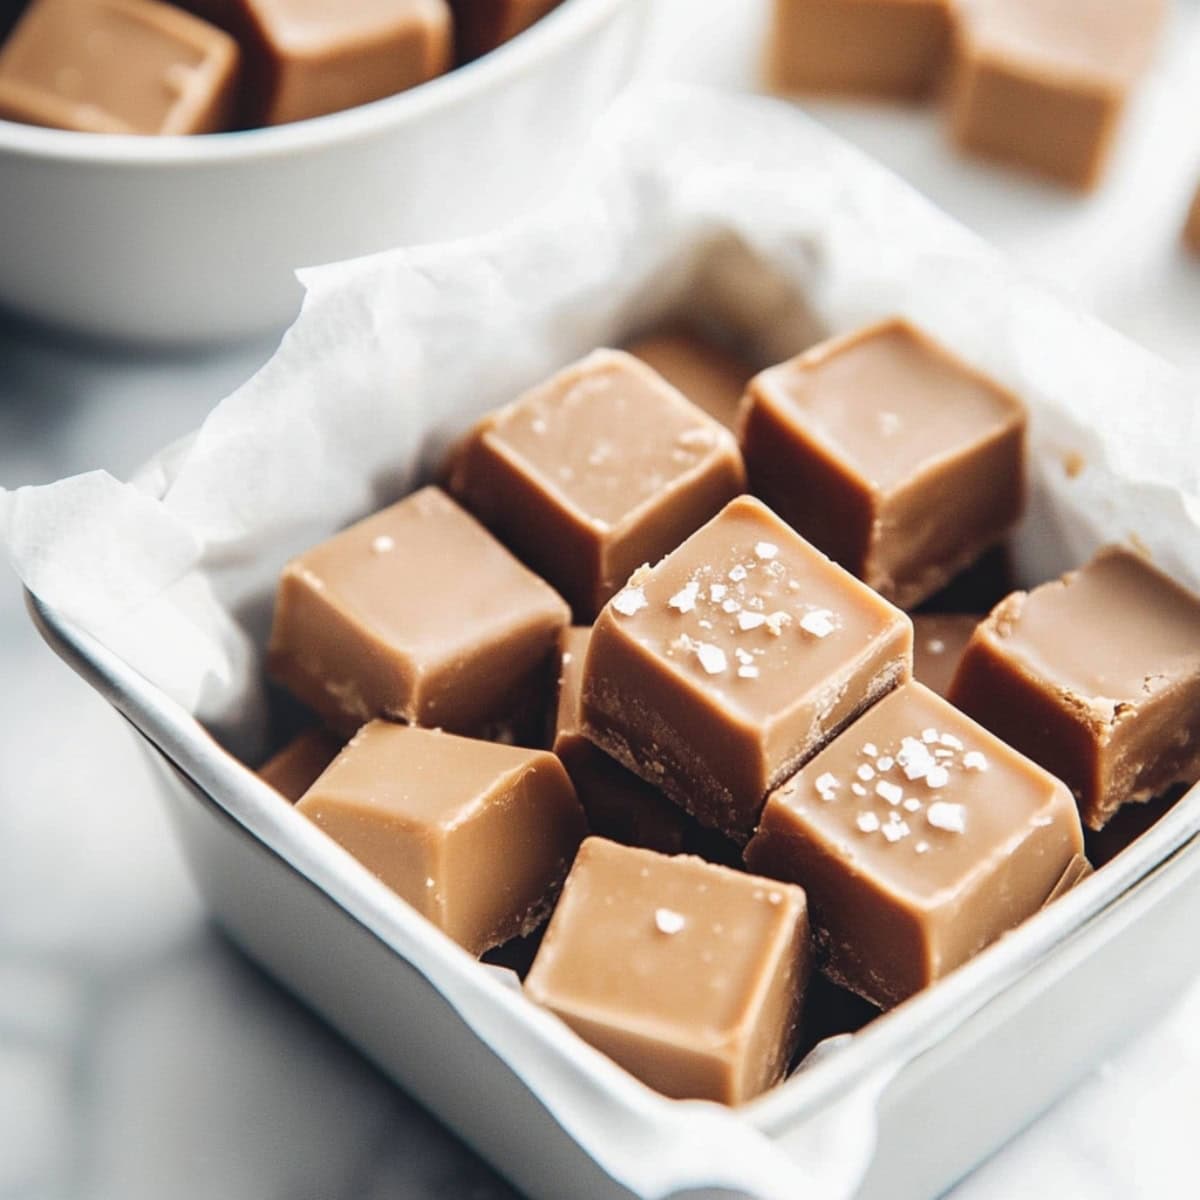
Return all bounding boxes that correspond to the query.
[14,86,1200,1199]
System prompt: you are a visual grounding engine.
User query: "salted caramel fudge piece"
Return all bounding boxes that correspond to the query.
[912,613,979,699]
[746,681,1083,1009]
[948,0,1165,190]
[267,486,569,736]
[0,0,239,134]
[257,728,342,802]
[582,496,912,842]
[234,0,451,126]
[554,627,692,855]
[949,547,1200,831]
[525,838,810,1103]
[298,721,585,955]
[740,319,1026,609]
[768,0,952,100]
[1184,185,1200,257]
[449,0,559,62]
[449,349,746,622]
[625,328,755,432]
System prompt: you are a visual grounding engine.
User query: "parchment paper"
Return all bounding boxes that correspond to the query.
[3,85,1199,1198]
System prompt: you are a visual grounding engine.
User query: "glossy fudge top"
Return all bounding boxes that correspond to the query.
[955,0,1165,84]
[977,547,1200,712]
[748,319,1024,493]
[598,496,907,734]
[467,349,741,530]
[761,680,1081,903]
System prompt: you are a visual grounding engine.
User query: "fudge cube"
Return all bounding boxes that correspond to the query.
[745,680,1084,1008]
[449,349,746,621]
[297,721,586,955]
[911,613,980,699]
[554,627,693,855]
[625,328,756,432]
[235,0,452,126]
[947,0,1165,190]
[257,728,342,802]
[525,838,811,1103]
[449,0,559,62]
[267,486,569,736]
[767,0,952,99]
[740,319,1026,609]
[949,547,1200,831]
[581,495,912,842]
[1184,184,1200,257]
[0,0,239,134]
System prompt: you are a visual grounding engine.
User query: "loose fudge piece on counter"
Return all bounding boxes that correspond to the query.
[525,838,811,1104]
[297,721,586,956]
[0,0,240,133]
[448,349,745,622]
[625,327,756,432]
[947,0,1166,189]
[257,727,343,802]
[267,486,569,736]
[949,546,1200,831]
[911,613,980,699]
[448,0,560,63]
[234,0,452,126]
[582,495,912,843]
[740,318,1026,609]
[745,680,1084,1009]
[767,0,953,100]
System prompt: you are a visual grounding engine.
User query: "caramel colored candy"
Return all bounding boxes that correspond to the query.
[257,728,342,802]
[449,0,559,62]
[236,0,452,126]
[554,627,693,855]
[947,0,1165,190]
[746,681,1084,1009]
[449,350,746,622]
[949,547,1200,831]
[1184,185,1200,257]
[912,613,979,699]
[267,486,569,736]
[740,319,1026,609]
[0,0,239,134]
[767,0,952,99]
[582,496,912,842]
[625,328,755,432]
[525,838,811,1104]
[297,721,585,955]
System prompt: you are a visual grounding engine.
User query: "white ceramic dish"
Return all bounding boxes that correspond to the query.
[0,0,645,345]
[13,86,1200,1198]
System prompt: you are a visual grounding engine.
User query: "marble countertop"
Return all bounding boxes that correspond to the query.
[3,2,1200,1197]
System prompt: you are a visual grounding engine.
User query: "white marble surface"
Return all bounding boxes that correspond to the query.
[3,2,1200,1197]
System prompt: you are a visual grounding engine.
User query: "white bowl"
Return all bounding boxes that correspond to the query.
[0,0,646,345]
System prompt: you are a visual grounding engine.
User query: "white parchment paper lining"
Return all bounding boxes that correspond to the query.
[3,85,1199,1199]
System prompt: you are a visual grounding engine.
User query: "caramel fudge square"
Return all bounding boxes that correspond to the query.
[745,681,1084,1009]
[740,318,1026,609]
[448,349,745,621]
[582,496,912,843]
[768,0,953,100]
[267,486,569,736]
[524,838,811,1104]
[948,0,1165,190]
[0,0,240,134]
[297,721,585,956]
[950,547,1200,832]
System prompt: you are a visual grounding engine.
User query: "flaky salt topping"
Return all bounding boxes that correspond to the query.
[612,586,648,617]
[655,907,686,934]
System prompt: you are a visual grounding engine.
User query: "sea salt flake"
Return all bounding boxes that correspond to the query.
[737,665,760,679]
[903,797,922,813]
[915,841,930,855]
[861,742,879,758]
[698,619,713,630]
[799,609,837,638]
[755,541,779,560]
[371,535,395,555]
[856,812,880,833]
[722,598,742,614]
[738,611,766,631]
[856,763,876,782]
[939,734,964,751]
[710,584,727,602]
[876,780,903,806]
[612,587,648,616]
[815,772,840,799]
[735,648,754,665]
[765,611,792,637]
[882,818,911,843]
[876,755,895,772]
[924,765,950,790]
[655,908,686,935]
[694,642,727,675]
[530,417,548,434]
[728,565,748,582]
[851,783,868,797]
[963,751,989,772]
[897,737,934,781]
[668,581,700,613]
[934,748,954,759]
[927,802,967,833]
[922,728,939,744]
[927,638,946,655]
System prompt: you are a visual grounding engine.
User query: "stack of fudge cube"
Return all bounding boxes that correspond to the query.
[259,318,1200,1105]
